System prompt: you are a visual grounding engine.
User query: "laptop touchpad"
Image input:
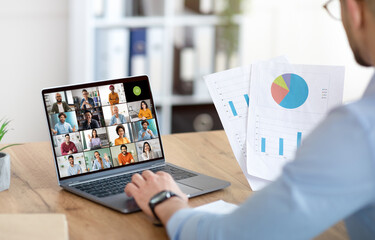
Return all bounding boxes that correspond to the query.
[177,183,201,196]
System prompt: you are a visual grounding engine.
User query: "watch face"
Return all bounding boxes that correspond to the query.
[150,191,168,205]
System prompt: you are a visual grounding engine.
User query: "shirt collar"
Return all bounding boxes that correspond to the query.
[362,70,375,97]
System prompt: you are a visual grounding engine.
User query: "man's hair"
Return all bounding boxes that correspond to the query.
[58,112,67,119]
[141,120,149,126]
[65,134,70,137]
[120,144,127,150]
[82,89,88,93]
[84,110,92,115]
[68,155,74,160]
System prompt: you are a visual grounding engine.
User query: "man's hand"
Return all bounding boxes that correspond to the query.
[125,170,188,223]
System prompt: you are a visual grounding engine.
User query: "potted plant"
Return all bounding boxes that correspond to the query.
[0,119,20,192]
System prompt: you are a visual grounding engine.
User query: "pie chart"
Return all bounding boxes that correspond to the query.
[271,73,309,109]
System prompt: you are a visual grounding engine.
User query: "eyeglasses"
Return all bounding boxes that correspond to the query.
[323,0,341,21]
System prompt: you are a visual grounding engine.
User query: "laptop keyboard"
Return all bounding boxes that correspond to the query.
[72,165,197,198]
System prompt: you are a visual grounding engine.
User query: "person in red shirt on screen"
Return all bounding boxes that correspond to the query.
[61,134,77,156]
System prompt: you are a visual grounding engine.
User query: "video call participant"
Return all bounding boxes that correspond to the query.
[115,125,130,145]
[51,112,76,135]
[138,120,155,141]
[141,142,155,160]
[88,129,102,149]
[61,134,78,156]
[108,85,119,105]
[138,101,153,120]
[51,93,71,114]
[82,110,100,130]
[80,89,95,109]
[118,144,134,165]
[110,106,126,126]
[92,151,111,170]
[67,155,82,176]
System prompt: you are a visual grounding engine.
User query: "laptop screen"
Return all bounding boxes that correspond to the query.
[42,76,164,180]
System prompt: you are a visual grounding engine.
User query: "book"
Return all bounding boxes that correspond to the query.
[129,28,147,76]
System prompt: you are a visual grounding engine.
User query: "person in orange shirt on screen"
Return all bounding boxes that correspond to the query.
[138,101,153,120]
[114,124,130,145]
[108,85,119,105]
[118,144,134,165]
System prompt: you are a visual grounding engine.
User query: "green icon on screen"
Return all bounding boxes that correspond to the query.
[133,86,141,96]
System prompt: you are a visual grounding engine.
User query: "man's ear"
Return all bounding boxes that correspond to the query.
[345,0,364,28]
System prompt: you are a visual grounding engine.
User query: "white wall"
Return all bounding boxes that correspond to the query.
[241,0,374,102]
[0,0,68,144]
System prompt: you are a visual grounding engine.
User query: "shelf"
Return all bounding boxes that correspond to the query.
[94,16,165,28]
[94,15,243,28]
[154,94,213,107]
[70,0,243,134]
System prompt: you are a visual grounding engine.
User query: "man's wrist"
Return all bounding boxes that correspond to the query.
[154,196,189,226]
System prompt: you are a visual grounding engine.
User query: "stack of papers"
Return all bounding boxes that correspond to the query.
[204,56,345,190]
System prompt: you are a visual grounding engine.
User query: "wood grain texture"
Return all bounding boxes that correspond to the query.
[0,131,348,240]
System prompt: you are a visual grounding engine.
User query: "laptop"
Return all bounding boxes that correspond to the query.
[42,75,230,213]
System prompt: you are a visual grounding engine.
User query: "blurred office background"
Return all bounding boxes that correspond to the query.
[0,0,373,144]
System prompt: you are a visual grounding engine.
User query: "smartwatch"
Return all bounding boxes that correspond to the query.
[149,190,180,222]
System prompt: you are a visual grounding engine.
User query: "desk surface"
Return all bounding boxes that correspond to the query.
[0,131,348,240]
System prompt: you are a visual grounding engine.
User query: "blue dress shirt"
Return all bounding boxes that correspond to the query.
[167,72,375,240]
[110,114,127,125]
[138,128,155,141]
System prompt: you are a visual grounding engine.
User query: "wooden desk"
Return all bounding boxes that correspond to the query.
[0,131,348,240]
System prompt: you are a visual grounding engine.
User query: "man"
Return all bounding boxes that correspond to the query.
[51,112,76,135]
[80,89,95,109]
[118,144,134,166]
[67,155,82,176]
[82,110,100,130]
[108,85,119,105]
[125,0,375,239]
[61,134,78,156]
[138,120,155,141]
[110,105,126,126]
[51,93,71,114]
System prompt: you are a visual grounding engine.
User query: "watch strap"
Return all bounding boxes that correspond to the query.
[149,190,179,222]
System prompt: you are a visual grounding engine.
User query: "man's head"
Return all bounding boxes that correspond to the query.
[68,155,74,165]
[113,106,119,115]
[55,93,62,103]
[109,85,115,92]
[58,112,67,123]
[82,89,89,98]
[65,134,70,143]
[340,0,375,66]
[121,144,127,155]
[141,120,149,130]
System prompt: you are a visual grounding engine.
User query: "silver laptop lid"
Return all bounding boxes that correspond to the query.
[41,76,165,183]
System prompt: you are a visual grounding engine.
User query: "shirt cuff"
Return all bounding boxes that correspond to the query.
[166,209,196,240]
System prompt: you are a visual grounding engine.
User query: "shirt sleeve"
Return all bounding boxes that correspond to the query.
[110,116,115,125]
[72,143,78,153]
[167,106,375,240]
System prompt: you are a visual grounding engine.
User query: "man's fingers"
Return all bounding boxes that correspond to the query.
[124,182,137,197]
[142,170,155,180]
[131,173,145,188]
